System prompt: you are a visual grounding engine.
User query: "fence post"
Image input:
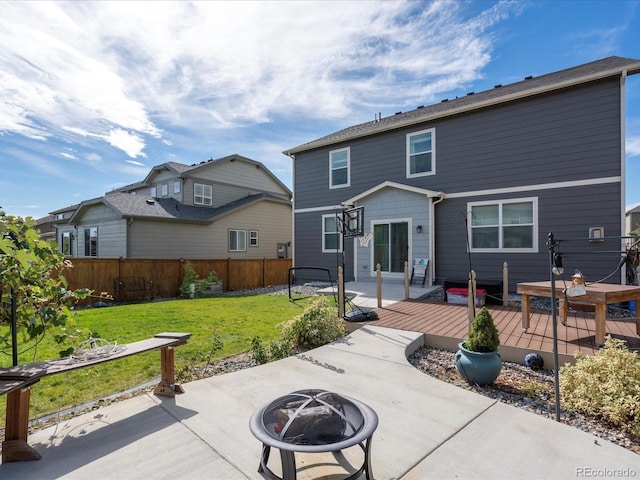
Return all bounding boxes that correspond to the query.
[503,261,509,305]
[404,261,409,299]
[468,270,476,329]
[376,264,382,308]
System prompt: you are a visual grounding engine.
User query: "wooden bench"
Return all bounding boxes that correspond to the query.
[0,332,190,463]
[113,276,153,303]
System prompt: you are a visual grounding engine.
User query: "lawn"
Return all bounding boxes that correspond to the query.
[0,293,310,425]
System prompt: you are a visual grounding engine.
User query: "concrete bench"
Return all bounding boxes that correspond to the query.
[0,332,190,463]
[113,276,153,303]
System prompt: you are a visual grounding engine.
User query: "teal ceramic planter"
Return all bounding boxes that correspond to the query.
[455,342,502,385]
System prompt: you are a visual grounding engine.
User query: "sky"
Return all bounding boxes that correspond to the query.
[1,0,639,220]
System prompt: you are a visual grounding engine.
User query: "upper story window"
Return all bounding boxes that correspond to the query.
[160,184,168,196]
[173,181,181,194]
[469,197,537,253]
[229,229,246,252]
[329,147,350,189]
[150,186,157,197]
[84,227,97,257]
[249,230,259,247]
[322,214,342,253]
[194,183,213,206]
[406,128,435,178]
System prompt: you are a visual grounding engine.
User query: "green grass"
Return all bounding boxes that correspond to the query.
[0,293,309,424]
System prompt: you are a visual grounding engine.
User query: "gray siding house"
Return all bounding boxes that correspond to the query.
[284,56,640,291]
[626,204,640,235]
[53,154,292,259]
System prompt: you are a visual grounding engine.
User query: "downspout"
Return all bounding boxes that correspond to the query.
[621,70,627,283]
[286,152,296,266]
[429,192,446,286]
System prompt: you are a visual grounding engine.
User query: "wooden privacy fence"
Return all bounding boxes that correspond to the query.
[60,258,292,302]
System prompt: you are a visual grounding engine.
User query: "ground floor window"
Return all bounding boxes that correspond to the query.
[84,227,97,257]
[322,214,342,252]
[373,221,408,273]
[61,232,72,256]
[469,197,537,252]
[229,229,246,252]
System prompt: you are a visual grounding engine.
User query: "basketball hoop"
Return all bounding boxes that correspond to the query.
[359,231,373,247]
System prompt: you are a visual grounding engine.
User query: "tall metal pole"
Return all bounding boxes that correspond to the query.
[10,287,18,366]
[548,232,561,422]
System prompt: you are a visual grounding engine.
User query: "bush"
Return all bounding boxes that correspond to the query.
[250,336,292,365]
[465,307,500,353]
[280,295,344,349]
[560,336,640,436]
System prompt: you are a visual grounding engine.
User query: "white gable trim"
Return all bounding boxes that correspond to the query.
[345,181,443,204]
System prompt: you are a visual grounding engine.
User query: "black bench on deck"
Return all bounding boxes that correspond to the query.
[113,276,153,303]
[0,332,190,463]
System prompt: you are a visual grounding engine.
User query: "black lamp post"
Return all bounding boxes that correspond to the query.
[547,232,563,422]
[1,232,20,366]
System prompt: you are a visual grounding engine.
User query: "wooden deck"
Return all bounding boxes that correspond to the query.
[349,300,640,366]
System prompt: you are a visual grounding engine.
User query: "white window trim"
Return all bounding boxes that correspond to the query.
[406,128,436,178]
[150,186,157,197]
[322,213,343,253]
[194,183,213,206]
[161,184,168,196]
[173,181,181,194]
[229,229,247,252]
[329,147,351,189]
[468,197,538,253]
[249,230,259,247]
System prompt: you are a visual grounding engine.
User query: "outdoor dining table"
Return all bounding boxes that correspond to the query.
[517,281,640,346]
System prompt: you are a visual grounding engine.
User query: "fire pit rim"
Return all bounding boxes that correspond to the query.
[249,389,378,453]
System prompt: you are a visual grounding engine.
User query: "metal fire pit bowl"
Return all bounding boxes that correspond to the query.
[249,389,378,480]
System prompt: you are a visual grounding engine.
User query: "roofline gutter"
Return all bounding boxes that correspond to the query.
[283,61,640,155]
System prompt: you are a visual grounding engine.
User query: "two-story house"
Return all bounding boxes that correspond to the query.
[53,154,292,259]
[284,56,640,291]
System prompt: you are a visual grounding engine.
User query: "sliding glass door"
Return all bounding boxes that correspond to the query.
[373,222,408,273]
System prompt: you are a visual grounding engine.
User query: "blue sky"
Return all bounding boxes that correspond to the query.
[1,0,639,220]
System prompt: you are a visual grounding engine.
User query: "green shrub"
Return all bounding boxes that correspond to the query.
[465,307,500,352]
[250,335,292,364]
[280,295,344,349]
[560,336,640,436]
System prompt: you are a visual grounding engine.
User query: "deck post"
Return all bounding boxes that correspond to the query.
[2,386,41,462]
[503,262,509,305]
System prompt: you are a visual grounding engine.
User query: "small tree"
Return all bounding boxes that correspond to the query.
[0,212,90,361]
[465,306,500,353]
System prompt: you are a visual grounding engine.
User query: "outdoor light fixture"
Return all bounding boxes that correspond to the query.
[552,252,564,276]
[416,225,423,233]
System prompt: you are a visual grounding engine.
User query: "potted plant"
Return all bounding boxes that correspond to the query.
[202,271,223,296]
[454,306,502,385]
[179,263,223,298]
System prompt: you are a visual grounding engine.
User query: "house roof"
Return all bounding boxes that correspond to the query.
[114,154,291,197]
[69,191,290,224]
[283,56,640,155]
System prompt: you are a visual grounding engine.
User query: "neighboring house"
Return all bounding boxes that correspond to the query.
[284,56,640,290]
[35,215,56,242]
[626,204,640,235]
[52,154,292,259]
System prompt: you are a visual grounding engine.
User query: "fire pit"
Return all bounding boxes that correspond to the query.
[249,389,378,480]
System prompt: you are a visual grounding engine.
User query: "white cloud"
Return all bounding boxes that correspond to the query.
[104,129,146,158]
[628,136,640,158]
[0,0,521,157]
